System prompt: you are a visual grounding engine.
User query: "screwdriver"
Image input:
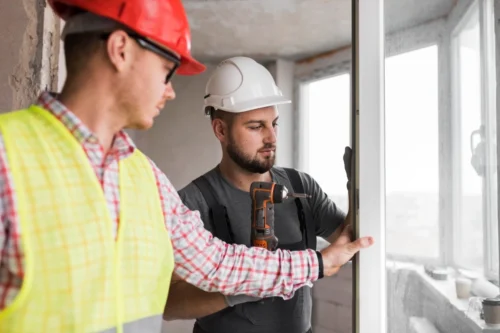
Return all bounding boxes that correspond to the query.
[287,193,311,199]
[279,185,312,201]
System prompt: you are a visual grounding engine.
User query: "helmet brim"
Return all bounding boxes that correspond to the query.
[177,52,206,75]
[214,95,291,113]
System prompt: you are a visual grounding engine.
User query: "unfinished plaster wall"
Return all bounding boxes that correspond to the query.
[0,1,60,112]
[0,2,25,111]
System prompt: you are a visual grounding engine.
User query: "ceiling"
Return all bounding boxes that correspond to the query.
[183,0,457,63]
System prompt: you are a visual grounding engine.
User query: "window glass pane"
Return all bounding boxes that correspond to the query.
[454,8,484,271]
[306,74,350,212]
[384,2,499,332]
[385,45,440,258]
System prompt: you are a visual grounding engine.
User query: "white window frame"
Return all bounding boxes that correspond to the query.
[449,0,499,282]
[494,0,500,286]
[478,0,498,281]
[355,1,386,332]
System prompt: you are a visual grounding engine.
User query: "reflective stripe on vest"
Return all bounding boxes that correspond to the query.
[0,105,174,333]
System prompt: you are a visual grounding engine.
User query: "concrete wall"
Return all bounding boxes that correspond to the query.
[0,1,26,111]
[0,1,60,112]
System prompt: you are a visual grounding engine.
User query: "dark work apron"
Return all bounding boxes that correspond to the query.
[191,168,315,333]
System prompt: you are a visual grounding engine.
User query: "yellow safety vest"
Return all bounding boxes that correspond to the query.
[0,105,174,333]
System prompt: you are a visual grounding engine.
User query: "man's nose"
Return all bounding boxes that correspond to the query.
[264,126,278,144]
[164,82,176,101]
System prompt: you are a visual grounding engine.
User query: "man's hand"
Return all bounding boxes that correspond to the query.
[320,224,373,276]
[326,217,353,244]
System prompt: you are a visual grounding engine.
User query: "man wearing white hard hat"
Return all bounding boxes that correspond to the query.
[164,56,355,333]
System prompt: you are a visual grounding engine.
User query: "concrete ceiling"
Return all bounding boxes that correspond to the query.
[183,0,457,63]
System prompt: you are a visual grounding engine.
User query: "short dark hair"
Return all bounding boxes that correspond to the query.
[209,108,234,126]
[63,33,103,78]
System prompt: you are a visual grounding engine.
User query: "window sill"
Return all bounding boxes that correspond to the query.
[388,261,500,333]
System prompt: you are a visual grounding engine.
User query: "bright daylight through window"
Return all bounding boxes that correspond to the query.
[385,45,440,259]
[303,73,350,214]
[302,41,498,282]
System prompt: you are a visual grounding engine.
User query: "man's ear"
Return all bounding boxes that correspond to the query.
[212,119,228,142]
[106,30,134,72]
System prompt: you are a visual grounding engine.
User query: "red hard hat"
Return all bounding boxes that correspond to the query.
[47,0,205,75]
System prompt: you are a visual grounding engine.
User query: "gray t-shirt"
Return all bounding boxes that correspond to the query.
[177,166,346,333]
[178,166,346,246]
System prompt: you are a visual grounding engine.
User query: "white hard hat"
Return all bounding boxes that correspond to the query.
[204,57,291,115]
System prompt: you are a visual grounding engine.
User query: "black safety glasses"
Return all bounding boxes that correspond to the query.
[101,32,181,84]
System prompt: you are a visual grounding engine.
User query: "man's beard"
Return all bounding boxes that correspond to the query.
[227,139,276,174]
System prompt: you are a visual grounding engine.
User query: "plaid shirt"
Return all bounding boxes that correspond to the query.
[0,92,320,309]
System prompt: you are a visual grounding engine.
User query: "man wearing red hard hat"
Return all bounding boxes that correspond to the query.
[0,1,374,332]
